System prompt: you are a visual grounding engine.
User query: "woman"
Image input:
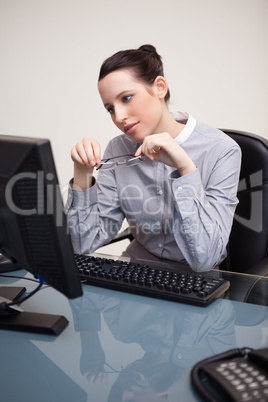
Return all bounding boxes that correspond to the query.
[66,44,241,272]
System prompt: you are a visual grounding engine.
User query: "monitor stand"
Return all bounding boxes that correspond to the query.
[0,255,23,273]
[0,287,69,335]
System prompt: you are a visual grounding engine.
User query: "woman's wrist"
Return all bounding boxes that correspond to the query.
[177,160,197,176]
[173,150,197,176]
[73,163,94,190]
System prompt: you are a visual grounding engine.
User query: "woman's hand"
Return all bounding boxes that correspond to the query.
[135,132,196,176]
[84,367,108,385]
[71,138,101,169]
[71,138,101,190]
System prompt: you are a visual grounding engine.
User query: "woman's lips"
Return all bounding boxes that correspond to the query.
[124,122,139,134]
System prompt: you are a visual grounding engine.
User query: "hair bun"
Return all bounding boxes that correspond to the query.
[139,44,157,55]
[139,45,162,63]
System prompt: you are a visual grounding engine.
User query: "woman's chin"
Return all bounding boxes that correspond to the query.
[125,131,149,144]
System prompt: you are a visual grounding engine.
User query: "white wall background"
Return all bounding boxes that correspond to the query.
[1,0,268,192]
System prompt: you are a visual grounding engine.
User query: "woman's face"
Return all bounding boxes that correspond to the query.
[98,69,166,143]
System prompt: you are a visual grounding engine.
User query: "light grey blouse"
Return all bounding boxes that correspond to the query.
[66,112,241,272]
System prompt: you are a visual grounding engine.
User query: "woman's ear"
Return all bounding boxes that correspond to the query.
[154,76,168,100]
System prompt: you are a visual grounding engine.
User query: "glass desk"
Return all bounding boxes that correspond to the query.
[0,253,268,402]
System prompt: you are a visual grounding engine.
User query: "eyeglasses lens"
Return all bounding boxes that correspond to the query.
[126,156,144,166]
[97,155,144,170]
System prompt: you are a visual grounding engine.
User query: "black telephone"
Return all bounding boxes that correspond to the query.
[191,347,268,401]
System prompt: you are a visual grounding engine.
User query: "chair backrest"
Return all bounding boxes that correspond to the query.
[220,129,268,273]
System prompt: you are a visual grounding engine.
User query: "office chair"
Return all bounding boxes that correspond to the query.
[219,129,268,276]
[109,129,268,276]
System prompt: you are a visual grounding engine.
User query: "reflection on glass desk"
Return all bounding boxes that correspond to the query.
[0,254,268,402]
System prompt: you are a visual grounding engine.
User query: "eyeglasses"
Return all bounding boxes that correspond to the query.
[96,154,145,171]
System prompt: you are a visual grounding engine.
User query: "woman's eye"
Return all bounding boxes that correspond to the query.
[107,106,114,114]
[123,95,132,103]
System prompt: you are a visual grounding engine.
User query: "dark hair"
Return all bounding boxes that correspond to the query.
[98,44,170,103]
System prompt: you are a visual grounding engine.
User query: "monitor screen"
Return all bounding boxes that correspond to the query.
[0,134,82,300]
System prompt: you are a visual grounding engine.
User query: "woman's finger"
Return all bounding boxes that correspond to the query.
[71,138,102,167]
[90,138,101,163]
[71,146,87,166]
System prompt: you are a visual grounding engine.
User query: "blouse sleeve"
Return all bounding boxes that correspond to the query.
[65,170,125,255]
[171,145,241,271]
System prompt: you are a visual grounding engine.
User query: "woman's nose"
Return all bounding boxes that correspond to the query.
[114,106,128,123]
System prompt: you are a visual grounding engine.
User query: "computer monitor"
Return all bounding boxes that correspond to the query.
[0,134,83,333]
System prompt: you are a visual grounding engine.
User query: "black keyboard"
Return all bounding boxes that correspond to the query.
[75,254,230,307]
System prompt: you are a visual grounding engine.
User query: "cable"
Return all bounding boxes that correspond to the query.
[0,273,40,283]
